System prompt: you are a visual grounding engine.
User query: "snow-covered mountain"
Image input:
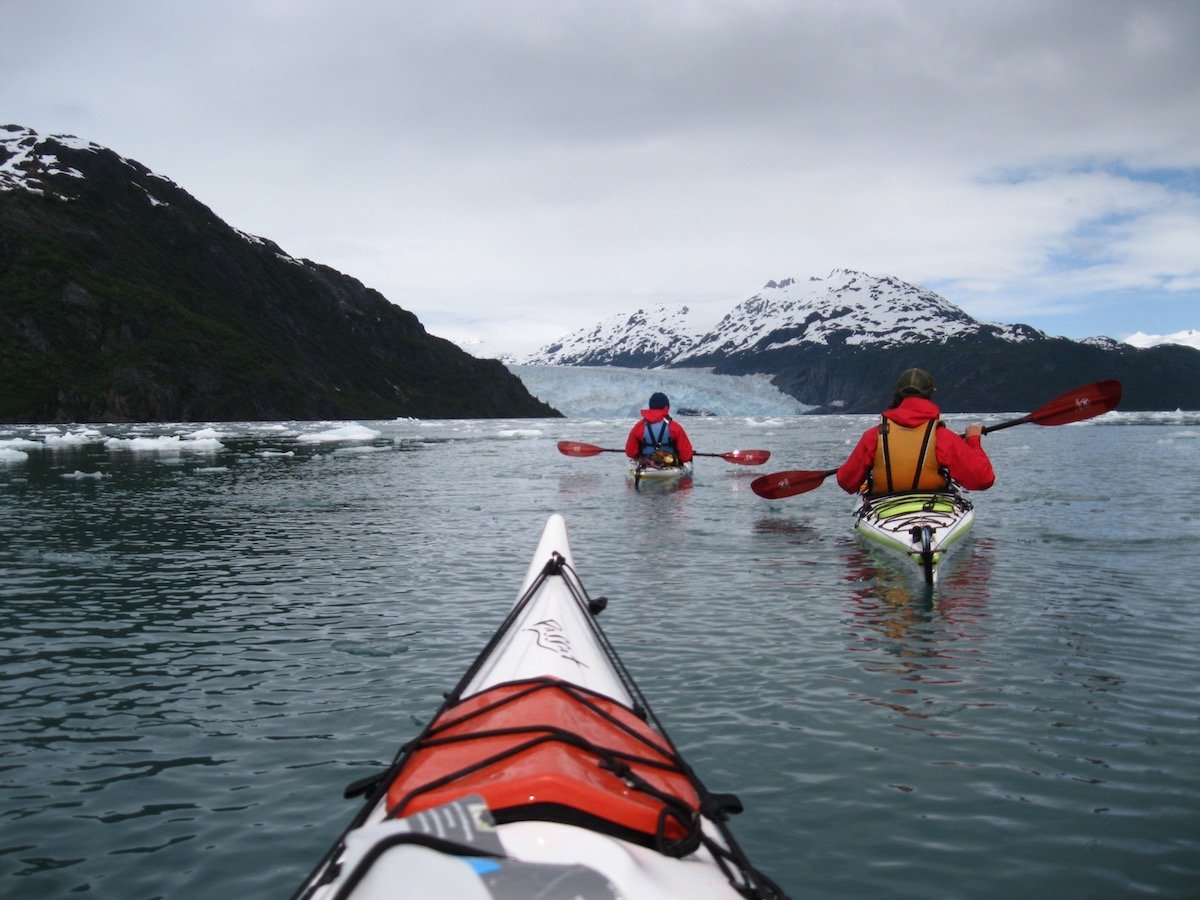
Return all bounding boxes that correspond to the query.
[519,269,1044,367]
[1123,330,1200,351]
[513,268,1200,413]
[679,271,1043,360]
[521,304,707,367]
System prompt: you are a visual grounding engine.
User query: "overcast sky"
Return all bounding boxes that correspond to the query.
[4,0,1198,355]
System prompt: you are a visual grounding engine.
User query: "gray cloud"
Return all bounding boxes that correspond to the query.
[4,0,1198,352]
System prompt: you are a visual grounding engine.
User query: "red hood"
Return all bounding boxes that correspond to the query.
[640,408,670,423]
[882,396,941,427]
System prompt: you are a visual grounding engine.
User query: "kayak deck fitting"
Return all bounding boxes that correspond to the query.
[853,490,975,586]
[293,514,785,900]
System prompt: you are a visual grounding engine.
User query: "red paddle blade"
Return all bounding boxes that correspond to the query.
[1029,379,1123,426]
[720,449,771,466]
[751,468,838,500]
[557,440,606,457]
[983,380,1124,434]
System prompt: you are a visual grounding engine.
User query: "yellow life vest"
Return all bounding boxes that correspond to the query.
[869,418,949,494]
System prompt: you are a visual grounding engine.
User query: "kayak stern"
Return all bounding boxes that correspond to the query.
[854,491,975,585]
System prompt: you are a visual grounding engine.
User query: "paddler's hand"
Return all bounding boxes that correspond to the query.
[965,424,984,440]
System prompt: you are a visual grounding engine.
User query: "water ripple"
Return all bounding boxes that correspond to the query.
[1,418,1197,897]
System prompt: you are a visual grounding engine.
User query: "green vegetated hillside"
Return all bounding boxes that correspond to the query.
[0,128,559,423]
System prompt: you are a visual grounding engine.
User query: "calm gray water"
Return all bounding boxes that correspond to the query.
[2,412,1198,899]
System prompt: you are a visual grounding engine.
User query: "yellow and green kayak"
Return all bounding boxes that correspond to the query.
[853,490,975,586]
[627,458,693,489]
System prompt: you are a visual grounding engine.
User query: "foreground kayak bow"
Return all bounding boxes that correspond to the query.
[294,514,787,900]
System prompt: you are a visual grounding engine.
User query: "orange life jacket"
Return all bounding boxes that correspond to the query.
[869,417,949,494]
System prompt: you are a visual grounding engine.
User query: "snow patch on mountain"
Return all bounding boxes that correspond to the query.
[1,125,266,250]
[0,125,98,197]
[1080,335,1124,349]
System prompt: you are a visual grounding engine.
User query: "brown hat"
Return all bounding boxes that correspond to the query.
[895,368,935,398]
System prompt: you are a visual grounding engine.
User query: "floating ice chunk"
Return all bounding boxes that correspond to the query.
[105,435,224,452]
[296,424,381,443]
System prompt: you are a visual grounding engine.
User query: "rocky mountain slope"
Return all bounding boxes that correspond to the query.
[520,270,1200,413]
[0,125,558,423]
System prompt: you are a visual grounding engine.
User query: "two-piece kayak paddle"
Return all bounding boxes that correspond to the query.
[557,440,770,465]
[750,379,1124,500]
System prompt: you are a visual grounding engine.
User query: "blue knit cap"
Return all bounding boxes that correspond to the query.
[648,392,669,409]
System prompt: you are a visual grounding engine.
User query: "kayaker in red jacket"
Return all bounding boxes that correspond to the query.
[625,392,694,466]
[836,368,995,495]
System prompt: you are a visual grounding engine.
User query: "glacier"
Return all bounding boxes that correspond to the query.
[505,364,812,418]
